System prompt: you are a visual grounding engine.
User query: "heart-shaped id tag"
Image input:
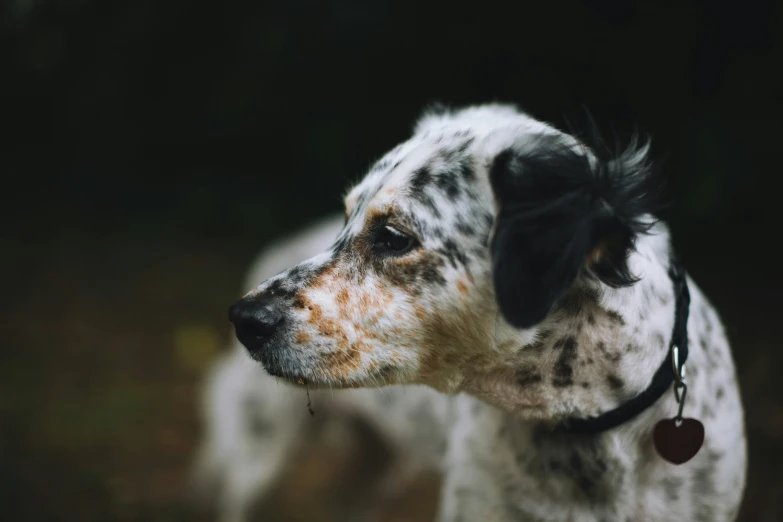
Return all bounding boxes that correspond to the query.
[653,417,704,465]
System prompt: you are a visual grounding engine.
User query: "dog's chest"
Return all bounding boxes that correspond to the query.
[442,371,742,522]
[444,396,635,521]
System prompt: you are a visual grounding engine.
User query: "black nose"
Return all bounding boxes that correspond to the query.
[228,295,284,353]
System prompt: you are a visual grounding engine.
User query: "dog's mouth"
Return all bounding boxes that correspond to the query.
[262,367,328,388]
[266,370,371,390]
[261,357,399,390]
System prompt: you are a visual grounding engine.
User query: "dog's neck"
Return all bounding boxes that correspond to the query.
[460,226,686,425]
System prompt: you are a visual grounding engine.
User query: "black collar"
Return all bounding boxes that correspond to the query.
[556,253,690,434]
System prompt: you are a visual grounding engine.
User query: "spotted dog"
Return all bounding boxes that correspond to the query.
[198,104,747,521]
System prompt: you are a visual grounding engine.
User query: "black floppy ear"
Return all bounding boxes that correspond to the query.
[489,133,663,329]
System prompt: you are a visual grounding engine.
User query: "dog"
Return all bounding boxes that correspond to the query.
[196,104,747,521]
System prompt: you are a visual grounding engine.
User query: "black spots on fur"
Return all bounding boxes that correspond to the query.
[407,144,477,214]
[478,223,492,248]
[532,428,616,502]
[410,165,431,193]
[653,332,666,349]
[436,156,477,202]
[571,450,611,501]
[700,402,716,419]
[662,476,683,502]
[596,341,621,363]
[454,135,476,159]
[436,239,470,269]
[386,257,447,292]
[285,265,307,285]
[263,277,297,299]
[482,212,493,229]
[415,220,445,242]
[441,174,462,200]
[699,306,712,326]
[716,386,725,400]
[408,169,443,218]
[264,278,284,297]
[435,168,463,201]
[516,365,543,387]
[418,192,442,218]
[604,309,625,326]
[455,156,476,183]
[283,263,327,290]
[522,338,547,355]
[691,450,722,521]
[353,189,372,217]
[454,211,488,238]
[624,342,642,354]
[606,374,624,391]
[370,157,393,174]
[435,136,475,167]
[568,453,601,498]
[419,263,447,287]
[455,219,476,238]
[552,337,578,387]
[369,145,406,175]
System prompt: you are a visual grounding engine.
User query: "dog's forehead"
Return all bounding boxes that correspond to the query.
[344,106,561,220]
[341,136,477,241]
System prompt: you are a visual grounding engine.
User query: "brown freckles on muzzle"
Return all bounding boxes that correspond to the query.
[290,260,410,380]
[228,234,462,382]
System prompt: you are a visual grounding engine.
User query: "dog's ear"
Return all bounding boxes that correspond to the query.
[489,133,663,329]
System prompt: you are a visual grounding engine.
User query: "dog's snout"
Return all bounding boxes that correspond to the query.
[229,295,284,354]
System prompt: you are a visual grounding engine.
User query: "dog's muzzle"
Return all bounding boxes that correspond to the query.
[228,293,285,357]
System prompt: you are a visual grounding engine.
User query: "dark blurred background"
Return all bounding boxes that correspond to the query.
[2,0,782,520]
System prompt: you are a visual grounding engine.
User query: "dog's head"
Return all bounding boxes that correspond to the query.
[230,104,664,406]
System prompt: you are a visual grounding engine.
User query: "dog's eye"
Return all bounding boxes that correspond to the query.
[375,225,417,255]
